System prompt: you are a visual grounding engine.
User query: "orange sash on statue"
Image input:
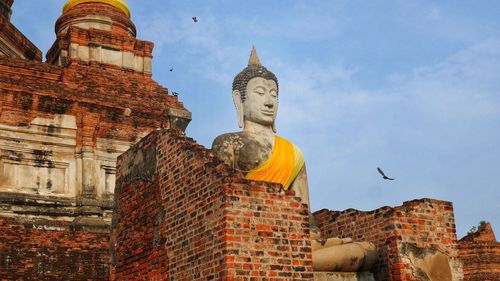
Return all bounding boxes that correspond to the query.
[245,135,304,190]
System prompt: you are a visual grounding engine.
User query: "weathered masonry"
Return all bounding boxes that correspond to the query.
[0,1,498,281]
[0,0,189,279]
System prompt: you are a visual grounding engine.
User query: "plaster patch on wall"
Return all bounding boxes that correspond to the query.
[402,243,452,281]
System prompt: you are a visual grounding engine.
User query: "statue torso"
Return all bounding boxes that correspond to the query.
[212,131,310,208]
[211,131,274,173]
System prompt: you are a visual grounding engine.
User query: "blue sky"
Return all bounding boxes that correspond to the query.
[11,1,500,237]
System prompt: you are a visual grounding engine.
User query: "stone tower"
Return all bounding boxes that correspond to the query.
[47,0,151,74]
[0,1,190,279]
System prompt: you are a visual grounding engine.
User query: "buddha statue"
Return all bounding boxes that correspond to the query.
[212,47,377,272]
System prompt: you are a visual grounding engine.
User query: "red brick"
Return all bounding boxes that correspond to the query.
[0,217,109,280]
[314,198,460,281]
[111,129,314,280]
[458,223,500,281]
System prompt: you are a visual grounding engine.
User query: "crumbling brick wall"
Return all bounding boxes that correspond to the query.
[0,216,109,280]
[314,198,462,281]
[314,205,393,279]
[110,129,313,280]
[0,15,42,60]
[0,4,192,280]
[0,57,188,138]
[458,223,500,281]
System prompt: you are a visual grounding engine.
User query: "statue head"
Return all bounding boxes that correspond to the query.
[232,47,279,132]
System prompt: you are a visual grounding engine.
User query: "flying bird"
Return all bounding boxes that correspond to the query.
[377,167,394,180]
[192,16,198,23]
[169,68,174,72]
[171,91,179,97]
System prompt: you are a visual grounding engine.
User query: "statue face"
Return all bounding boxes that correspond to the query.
[242,77,278,126]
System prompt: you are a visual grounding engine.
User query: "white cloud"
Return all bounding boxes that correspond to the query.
[242,1,341,42]
[136,11,242,86]
[405,39,500,122]
[275,61,393,133]
[274,38,500,135]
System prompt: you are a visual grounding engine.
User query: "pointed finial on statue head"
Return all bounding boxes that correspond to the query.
[233,45,278,103]
[248,45,261,66]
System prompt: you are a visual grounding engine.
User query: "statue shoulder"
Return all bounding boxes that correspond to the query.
[212,132,245,149]
[211,132,245,165]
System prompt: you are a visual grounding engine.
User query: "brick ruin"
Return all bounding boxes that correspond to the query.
[0,1,189,280]
[0,216,110,280]
[0,1,499,280]
[458,223,500,281]
[314,200,464,281]
[111,129,313,280]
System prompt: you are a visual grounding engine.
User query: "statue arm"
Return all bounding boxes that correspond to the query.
[290,164,310,209]
[290,164,322,236]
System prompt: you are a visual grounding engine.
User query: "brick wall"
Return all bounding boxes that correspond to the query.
[0,216,109,280]
[314,206,393,279]
[458,223,500,281]
[0,55,190,209]
[111,129,313,280]
[0,5,192,281]
[0,57,189,139]
[0,15,189,281]
[0,15,42,60]
[314,198,462,281]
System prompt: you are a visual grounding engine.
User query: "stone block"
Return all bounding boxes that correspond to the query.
[101,46,122,66]
[314,272,375,281]
[133,55,143,72]
[122,51,134,69]
[144,56,152,74]
[77,45,89,62]
[89,44,102,62]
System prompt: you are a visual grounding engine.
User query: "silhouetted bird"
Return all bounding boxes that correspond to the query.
[377,167,394,180]
[172,92,179,97]
[169,68,174,72]
[192,16,198,22]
